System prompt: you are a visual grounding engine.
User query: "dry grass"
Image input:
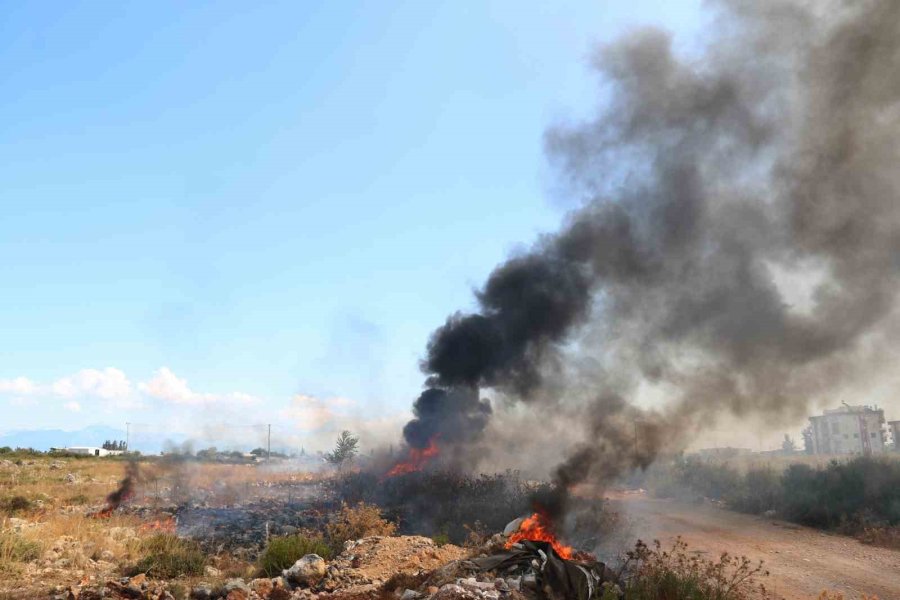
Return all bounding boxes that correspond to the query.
[0,456,319,589]
[0,457,126,511]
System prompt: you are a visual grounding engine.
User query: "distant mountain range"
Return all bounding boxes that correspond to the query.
[0,425,171,454]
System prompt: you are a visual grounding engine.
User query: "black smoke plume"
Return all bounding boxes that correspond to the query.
[403,0,900,505]
[403,386,492,449]
[91,461,139,517]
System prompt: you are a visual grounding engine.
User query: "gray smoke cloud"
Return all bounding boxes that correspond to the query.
[402,0,900,506]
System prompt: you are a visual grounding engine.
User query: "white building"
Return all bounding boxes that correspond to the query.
[56,446,123,457]
[808,405,886,455]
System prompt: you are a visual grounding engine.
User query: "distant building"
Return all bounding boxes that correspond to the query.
[53,446,123,457]
[807,405,886,455]
[888,421,900,450]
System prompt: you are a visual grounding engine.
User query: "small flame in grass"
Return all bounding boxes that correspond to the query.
[386,437,440,477]
[139,517,176,533]
[505,512,575,559]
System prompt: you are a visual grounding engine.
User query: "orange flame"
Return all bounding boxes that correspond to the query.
[505,512,574,559]
[386,438,440,477]
[139,517,176,533]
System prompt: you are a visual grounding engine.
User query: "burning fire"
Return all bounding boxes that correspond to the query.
[139,517,176,533]
[505,512,574,559]
[386,437,440,477]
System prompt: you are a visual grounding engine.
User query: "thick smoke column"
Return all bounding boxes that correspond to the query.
[403,0,900,497]
[403,386,492,448]
[91,461,140,518]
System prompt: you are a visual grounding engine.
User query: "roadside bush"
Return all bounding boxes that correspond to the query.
[257,534,332,577]
[779,457,900,530]
[648,455,900,546]
[623,538,775,600]
[326,502,397,550]
[727,467,781,514]
[129,533,206,579]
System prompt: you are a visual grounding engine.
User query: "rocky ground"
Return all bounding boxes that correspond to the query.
[42,534,565,600]
[2,458,586,600]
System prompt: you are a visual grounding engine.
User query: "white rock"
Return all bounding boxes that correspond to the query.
[283,554,327,586]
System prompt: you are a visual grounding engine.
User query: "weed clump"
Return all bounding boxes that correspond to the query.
[129,533,206,579]
[326,502,397,550]
[257,534,332,577]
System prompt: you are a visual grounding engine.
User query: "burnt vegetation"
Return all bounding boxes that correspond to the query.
[330,470,551,544]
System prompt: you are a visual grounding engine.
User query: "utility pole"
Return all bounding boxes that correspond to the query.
[633,419,639,459]
[125,422,130,453]
[267,424,271,462]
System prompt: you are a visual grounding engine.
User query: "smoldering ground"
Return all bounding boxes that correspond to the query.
[400,0,900,513]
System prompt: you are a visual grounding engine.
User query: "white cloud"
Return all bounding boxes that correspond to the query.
[1,370,136,408]
[52,368,132,400]
[64,401,81,412]
[0,377,37,396]
[138,367,260,406]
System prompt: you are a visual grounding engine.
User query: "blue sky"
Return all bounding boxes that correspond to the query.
[0,1,703,450]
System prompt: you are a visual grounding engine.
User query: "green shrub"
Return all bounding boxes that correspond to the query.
[129,534,206,579]
[257,534,332,577]
[431,531,450,547]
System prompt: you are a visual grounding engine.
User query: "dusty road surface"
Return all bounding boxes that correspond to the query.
[610,494,900,600]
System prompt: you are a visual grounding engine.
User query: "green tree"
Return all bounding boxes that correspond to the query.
[325,430,359,469]
[196,447,218,461]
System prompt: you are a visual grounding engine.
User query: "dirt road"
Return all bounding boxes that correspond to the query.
[611,494,900,599]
